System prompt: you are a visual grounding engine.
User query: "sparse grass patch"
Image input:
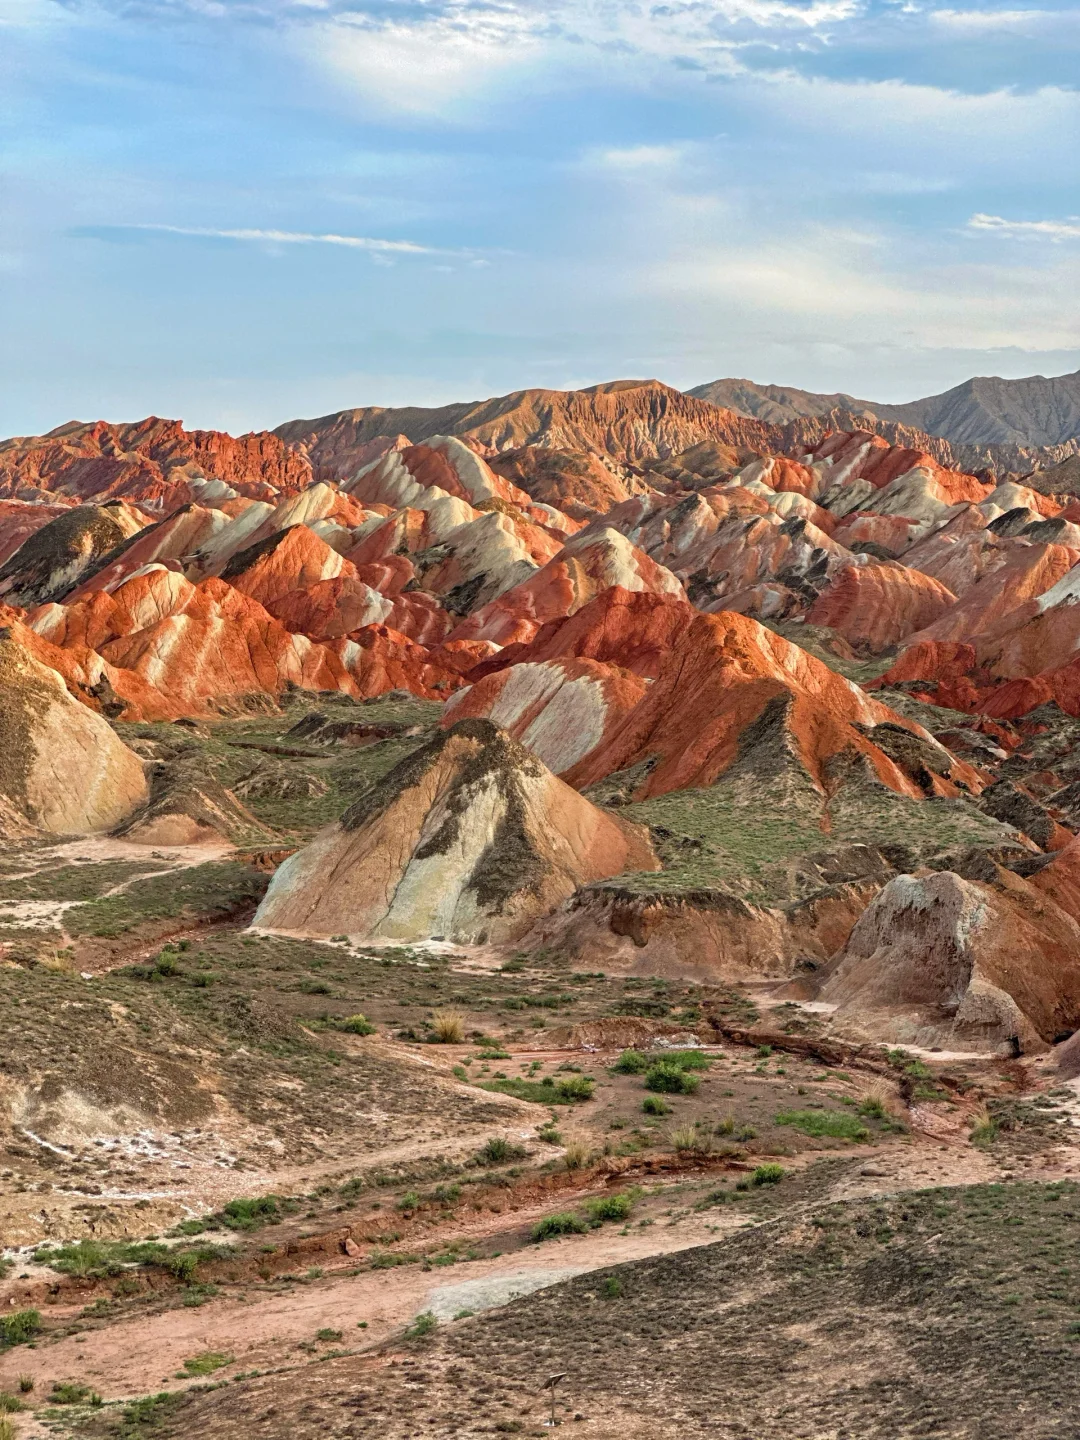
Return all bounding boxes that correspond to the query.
[971,1106,1000,1147]
[49,1381,102,1406]
[180,1352,232,1377]
[481,1075,594,1104]
[775,1109,870,1142]
[670,1122,712,1154]
[563,1140,591,1170]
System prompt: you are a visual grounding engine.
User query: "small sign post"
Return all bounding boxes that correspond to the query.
[542,1372,568,1427]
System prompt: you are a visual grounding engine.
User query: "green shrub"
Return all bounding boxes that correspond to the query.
[316,1328,343,1342]
[406,1311,437,1339]
[612,1049,650,1074]
[478,1137,526,1165]
[645,1063,700,1095]
[0,1311,40,1347]
[584,1190,640,1225]
[775,1110,869,1142]
[163,1251,201,1283]
[50,1381,102,1406]
[338,1014,376,1035]
[750,1163,785,1187]
[555,1074,595,1101]
[642,1095,670,1116]
[856,1097,889,1120]
[218,1195,287,1230]
[532,1212,588,1241]
[601,1276,622,1299]
[0,1394,23,1414]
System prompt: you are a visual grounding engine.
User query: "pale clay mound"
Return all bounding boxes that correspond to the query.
[253,717,658,944]
[820,868,1080,1051]
[0,636,148,836]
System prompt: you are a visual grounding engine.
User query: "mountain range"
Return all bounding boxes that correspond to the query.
[690,367,1080,454]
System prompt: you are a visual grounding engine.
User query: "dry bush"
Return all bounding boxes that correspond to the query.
[429,1009,466,1044]
[563,1140,592,1170]
[670,1122,712,1155]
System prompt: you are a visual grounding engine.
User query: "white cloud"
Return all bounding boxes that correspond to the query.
[127,224,476,256]
[584,144,688,171]
[968,213,1080,240]
[930,7,1056,30]
[307,9,548,119]
[301,0,867,119]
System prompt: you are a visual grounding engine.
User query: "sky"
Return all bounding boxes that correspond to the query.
[1,0,1079,436]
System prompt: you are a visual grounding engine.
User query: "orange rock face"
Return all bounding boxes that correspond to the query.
[0,416,310,511]
[465,587,698,682]
[805,562,958,652]
[563,610,980,801]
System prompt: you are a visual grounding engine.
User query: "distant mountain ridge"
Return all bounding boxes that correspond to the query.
[687,379,879,425]
[277,377,1074,482]
[274,380,776,475]
[689,369,1080,450]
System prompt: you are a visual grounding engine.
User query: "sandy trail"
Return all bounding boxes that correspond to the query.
[0,1199,738,1406]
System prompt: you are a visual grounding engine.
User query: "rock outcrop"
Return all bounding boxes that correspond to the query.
[820,868,1080,1052]
[253,718,659,944]
[0,636,148,835]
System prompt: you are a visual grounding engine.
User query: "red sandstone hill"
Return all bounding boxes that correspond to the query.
[0,416,312,514]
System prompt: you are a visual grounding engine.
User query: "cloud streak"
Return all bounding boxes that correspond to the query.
[124,224,473,255]
[969,213,1080,240]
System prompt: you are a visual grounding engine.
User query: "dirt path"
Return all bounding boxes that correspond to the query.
[0,1195,739,1408]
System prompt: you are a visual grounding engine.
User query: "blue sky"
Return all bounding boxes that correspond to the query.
[1,0,1079,436]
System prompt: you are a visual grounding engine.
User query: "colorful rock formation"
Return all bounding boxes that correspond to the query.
[253,718,659,943]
